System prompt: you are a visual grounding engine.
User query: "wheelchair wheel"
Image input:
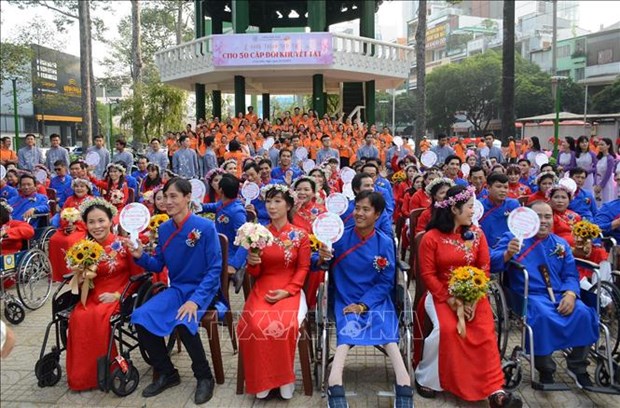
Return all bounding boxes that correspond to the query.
[110,363,140,396]
[16,249,52,310]
[4,301,25,324]
[595,360,612,387]
[35,351,62,387]
[502,360,522,391]
[37,227,55,254]
[488,279,509,359]
[599,281,620,356]
[398,288,414,377]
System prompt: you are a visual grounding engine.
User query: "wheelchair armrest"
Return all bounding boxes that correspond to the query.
[129,272,152,282]
[574,258,599,271]
[62,273,74,281]
[507,259,526,271]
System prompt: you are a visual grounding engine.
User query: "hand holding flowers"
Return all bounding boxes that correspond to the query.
[448,266,490,338]
[65,239,105,306]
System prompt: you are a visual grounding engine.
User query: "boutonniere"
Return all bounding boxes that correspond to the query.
[373,256,389,273]
[585,197,591,205]
[551,243,566,259]
[186,228,202,247]
[217,214,229,224]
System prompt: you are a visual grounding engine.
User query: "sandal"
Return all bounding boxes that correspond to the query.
[415,380,436,399]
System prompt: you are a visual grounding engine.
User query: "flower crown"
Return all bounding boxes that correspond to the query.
[107,163,126,175]
[260,183,298,203]
[71,178,93,190]
[434,186,476,209]
[220,159,237,171]
[546,183,574,199]
[425,177,455,195]
[0,200,13,214]
[535,171,558,185]
[310,165,331,179]
[79,197,118,217]
[205,168,226,184]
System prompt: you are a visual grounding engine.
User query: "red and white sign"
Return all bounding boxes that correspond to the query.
[312,212,344,248]
[212,33,333,67]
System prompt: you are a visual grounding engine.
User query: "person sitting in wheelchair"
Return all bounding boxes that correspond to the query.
[1,200,35,256]
[8,173,49,228]
[65,198,143,391]
[416,185,521,407]
[318,191,414,408]
[491,200,599,388]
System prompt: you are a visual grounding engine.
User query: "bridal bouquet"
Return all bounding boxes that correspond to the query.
[66,239,105,306]
[448,266,490,338]
[234,222,274,254]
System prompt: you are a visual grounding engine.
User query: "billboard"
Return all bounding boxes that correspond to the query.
[212,33,333,67]
[31,44,82,122]
[426,24,447,50]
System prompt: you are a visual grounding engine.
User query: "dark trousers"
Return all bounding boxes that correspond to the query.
[136,324,213,380]
[534,346,590,375]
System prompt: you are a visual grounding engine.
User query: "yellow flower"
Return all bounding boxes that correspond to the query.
[309,234,321,252]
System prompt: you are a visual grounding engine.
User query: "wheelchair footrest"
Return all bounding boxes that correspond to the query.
[583,385,620,395]
[531,382,571,391]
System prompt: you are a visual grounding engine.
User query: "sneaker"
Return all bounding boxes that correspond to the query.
[488,390,523,408]
[539,371,555,384]
[327,385,349,408]
[394,384,414,408]
[256,389,270,399]
[279,382,295,399]
[567,370,594,389]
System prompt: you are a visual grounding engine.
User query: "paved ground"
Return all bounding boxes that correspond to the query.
[2,282,620,407]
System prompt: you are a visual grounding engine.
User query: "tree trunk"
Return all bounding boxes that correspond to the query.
[88,7,99,139]
[78,0,92,148]
[131,0,144,145]
[176,2,183,45]
[415,0,427,147]
[501,0,516,144]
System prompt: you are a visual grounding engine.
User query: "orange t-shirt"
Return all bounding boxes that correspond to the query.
[1,147,17,163]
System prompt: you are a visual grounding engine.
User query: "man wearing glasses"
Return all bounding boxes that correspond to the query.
[45,133,70,170]
[49,160,73,207]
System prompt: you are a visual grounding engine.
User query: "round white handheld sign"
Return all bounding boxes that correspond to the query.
[85,151,100,167]
[339,167,356,183]
[479,147,490,158]
[535,153,549,167]
[34,169,47,184]
[0,165,6,180]
[420,151,437,168]
[295,147,308,161]
[119,203,151,248]
[262,137,275,151]
[461,163,471,178]
[312,212,344,250]
[190,179,206,201]
[393,136,404,148]
[302,159,316,174]
[241,182,260,205]
[508,207,540,244]
[342,183,355,199]
[473,199,484,226]
[325,193,349,215]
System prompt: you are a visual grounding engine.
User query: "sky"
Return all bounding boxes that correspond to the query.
[1,0,619,78]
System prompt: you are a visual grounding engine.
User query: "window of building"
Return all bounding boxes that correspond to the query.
[557,45,570,58]
[575,68,585,81]
[598,49,613,65]
[557,69,570,77]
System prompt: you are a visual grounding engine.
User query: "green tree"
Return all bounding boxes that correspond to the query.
[375,91,416,128]
[0,42,33,84]
[426,63,460,134]
[591,79,620,114]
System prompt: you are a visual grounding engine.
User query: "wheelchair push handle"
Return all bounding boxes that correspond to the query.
[129,272,153,283]
[508,259,526,271]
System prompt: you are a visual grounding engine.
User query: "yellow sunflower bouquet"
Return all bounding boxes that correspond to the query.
[448,266,490,338]
[392,170,407,183]
[572,220,601,241]
[148,214,169,247]
[309,234,321,253]
[65,239,105,306]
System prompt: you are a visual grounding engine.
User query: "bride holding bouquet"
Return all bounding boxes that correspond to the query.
[416,185,522,407]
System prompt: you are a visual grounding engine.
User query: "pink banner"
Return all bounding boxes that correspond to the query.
[212,33,333,67]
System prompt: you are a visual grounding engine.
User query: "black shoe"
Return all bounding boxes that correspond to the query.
[539,371,555,384]
[488,390,523,408]
[233,267,246,294]
[567,370,594,389]
[142,369,181,398]
[415,380,436,399]
[394,384,414,408]
[195,377,215,404]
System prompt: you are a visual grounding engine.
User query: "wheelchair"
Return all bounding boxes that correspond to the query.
[0,213,55,324]
[34,272,168,396]
[313,239,414,398]
[501,258,620,393]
